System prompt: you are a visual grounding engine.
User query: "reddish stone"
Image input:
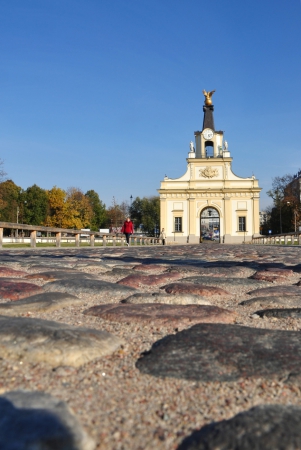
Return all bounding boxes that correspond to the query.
[251,272,286,282]
[161,282,231,298]
[84,303,237,325]
[132,264,167,273]
[251,268,295,283]
[0,267,27,278]
[26,273,55,281]
[265,268,294,276]
[0,280,43,301]
[117,272,181,288]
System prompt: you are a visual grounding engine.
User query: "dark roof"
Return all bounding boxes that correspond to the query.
[202,105,215,131]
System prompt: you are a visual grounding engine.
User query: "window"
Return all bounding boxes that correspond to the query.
[175,217,182,232]
[238,216,246,232]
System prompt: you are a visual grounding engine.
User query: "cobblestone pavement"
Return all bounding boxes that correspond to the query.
[1,244,301,449]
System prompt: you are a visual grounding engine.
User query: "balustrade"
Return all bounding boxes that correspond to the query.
[252,232,301,245]
[0,221,162,249]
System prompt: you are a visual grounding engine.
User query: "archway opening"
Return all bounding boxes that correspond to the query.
[200,207,220,242]
[205,141,214,158]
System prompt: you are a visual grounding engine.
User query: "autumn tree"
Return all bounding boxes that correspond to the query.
[65,187,93,229]
[44,186,68,228]
[44,186,94,229]
[106,197,126,229]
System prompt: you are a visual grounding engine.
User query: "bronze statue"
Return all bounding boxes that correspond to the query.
[203,89,215,106]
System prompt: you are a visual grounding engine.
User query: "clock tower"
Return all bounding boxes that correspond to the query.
[158,90,262,244]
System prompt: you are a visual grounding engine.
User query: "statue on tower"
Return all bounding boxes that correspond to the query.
[203,89,216,106]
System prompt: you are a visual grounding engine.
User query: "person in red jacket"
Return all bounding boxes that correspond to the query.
[121,217,134,246]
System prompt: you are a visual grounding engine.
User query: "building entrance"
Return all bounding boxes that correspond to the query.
[200,207,220,242]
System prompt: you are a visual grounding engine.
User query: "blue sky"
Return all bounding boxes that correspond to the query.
[1,0,301,210]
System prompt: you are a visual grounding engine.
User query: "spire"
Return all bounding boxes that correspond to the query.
[202,104,215,131]
[202,89,215,131]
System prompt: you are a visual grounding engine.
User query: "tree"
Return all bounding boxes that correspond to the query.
[85,190,107,230]
[130,196,160,235]
[44,186,94,229]
[267,172,301,233]
[0,180,22,222]
[22,184,48,225]
[106,197,125,229]
[129,197,143,228]
[44,186,68,228]
[65,187,93,229]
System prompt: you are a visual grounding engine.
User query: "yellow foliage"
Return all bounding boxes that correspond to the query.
[44,186,93,229]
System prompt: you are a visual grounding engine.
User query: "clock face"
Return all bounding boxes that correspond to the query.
[203,128,214,140]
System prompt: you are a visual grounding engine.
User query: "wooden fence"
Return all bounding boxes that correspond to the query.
[0,222,162,248]
[252,232,301,245]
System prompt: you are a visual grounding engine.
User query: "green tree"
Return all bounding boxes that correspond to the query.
[129,197,143,228]
[267,172,300,233]
[22,184,48,225]
[85,190,107,230]
[0,180,22,222]
[130,196,160,235]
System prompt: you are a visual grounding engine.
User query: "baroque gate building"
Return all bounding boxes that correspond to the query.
[158,91,261,244]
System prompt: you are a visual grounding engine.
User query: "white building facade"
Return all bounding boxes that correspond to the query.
[158,92,262,244]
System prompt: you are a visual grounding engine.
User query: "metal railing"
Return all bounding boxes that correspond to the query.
[252,232,301,245]
[0,222,162,248]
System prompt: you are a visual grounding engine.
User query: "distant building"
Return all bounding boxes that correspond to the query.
[259,211,268,226]
[285,173,301,203]
[158,91,262,244]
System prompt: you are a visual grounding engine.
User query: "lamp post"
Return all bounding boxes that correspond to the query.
[16,206,19,238]
[276,190,284,234]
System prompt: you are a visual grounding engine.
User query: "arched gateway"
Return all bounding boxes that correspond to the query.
[200,207,220,242]
[158,90,262,244]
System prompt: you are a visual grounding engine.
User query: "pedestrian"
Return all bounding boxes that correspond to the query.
[121,217,134,246]
[160,228,166,245]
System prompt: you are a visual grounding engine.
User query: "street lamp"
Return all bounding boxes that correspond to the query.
[16,206,19,238]
[276,190,284,234]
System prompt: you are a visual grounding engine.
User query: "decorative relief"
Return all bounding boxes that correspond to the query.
[199,167,219,178]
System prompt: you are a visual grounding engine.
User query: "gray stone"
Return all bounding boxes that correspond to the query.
[43,278,136,297]
[183,276,268,291]
[0,315,123,367]
[25,271,96,281]
[0,292,83,315]
[121,292,211,305]
[136,323,301,382]
[240,295,301,308]
[247,285,301,297]
[0,390,95,450]
[255,308,301,319]
[182,266,256,278]
[178,405,301,450]
[161,282,231,299]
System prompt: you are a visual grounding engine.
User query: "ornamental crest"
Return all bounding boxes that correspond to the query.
[199,167,219,178]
